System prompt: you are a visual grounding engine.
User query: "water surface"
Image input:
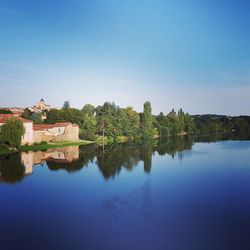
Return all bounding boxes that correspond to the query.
[0,137,250,250]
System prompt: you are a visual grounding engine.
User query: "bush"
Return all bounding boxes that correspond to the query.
[40,141,48,145]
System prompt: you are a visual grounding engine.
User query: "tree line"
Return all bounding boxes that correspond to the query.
[44,101,197,142]
[1,101,250,149]
[32,101,250,141]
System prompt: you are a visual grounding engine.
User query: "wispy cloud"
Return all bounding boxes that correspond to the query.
[0,61,71,77]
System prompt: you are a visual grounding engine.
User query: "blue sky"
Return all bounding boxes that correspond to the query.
[0,0,249,115]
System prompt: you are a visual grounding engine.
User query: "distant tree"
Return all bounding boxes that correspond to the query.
[62,100,70,109]
[46,108,83,125]
[30,112,43,124]
[23,109,43,124]
[1,117,25,149]
[82,104,95,116]
[0,109,12,114]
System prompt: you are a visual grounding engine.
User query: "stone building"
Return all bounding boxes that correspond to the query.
[0,114,79,145]
[33,122,79,143]
[0,114,34,145]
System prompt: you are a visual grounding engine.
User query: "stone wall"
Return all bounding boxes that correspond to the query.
[33,124,79,144]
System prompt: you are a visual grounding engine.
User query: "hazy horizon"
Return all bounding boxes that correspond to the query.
[0,0,249,115]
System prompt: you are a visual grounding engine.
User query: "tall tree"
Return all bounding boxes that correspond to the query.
[1,117,25,149]
[62,100,70,109]
[142,101,153,139]
[81,104,96,140]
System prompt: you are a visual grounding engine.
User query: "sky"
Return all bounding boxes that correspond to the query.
[0,0,249,115]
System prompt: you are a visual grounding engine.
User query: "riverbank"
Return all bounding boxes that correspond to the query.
[0,145,16,156]
[20,140,94,151]
[0,140,94,156]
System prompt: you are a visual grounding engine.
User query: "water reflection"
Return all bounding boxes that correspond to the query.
[0,136,195,183]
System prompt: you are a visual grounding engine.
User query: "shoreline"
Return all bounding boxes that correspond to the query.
[0,140,94,156]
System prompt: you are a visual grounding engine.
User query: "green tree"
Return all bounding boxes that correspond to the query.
[142,101,154,139]
[1,117,25,149]
[82,104,95,116]
[96,102,120,142]
[46,108,83,125]
[62,100,70,109]
[81,104,96,140]
[119,107,140,139]
[0,109,12,114]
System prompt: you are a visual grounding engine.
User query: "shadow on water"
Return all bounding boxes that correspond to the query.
[0,133,249,184]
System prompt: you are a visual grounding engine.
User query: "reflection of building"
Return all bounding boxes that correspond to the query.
[21,146,80,174]
[0,114,79,145]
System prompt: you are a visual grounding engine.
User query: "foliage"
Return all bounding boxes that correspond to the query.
[192,115,250,135]
[0,117,25,149]
[46,108,83,125]
[0,154,25,183]
[80,104,96,141]
[23,111,43,123]
[0,109,12,114]
[141,101,154,139]
[62,100,70,109]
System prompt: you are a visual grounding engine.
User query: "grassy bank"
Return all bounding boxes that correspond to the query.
[0,145,17,156]
[19,140,94,151]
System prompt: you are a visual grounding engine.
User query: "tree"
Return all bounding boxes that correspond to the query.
[0,109,12,114]
[119,107,140,139]
[46,108,83,125]
[96,102,120,142]
[81,104,96,140]
[1,117,25,149]
[62,100,70,109]
[142,101,154,139]
[82,104,95,116]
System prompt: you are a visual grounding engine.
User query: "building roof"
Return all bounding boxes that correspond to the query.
[0,114,33,124]
[33,122,76,131]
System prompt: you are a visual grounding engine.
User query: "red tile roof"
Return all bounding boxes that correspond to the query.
[33,122,73,131]
[0,114,33,124]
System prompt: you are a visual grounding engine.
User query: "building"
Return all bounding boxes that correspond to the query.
[0,107,24,116]
[0,114,34,145]
[0,114,79,145]
[33,98,51,111]
[1,99,53,120]
[23,98,53,121]
[33,122,79,143]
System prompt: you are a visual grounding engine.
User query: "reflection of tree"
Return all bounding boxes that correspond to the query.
[157,136,193,158]
[193,132,250,143]
[0,136,197,183]
[140,142,153,173]
[96,143,142,179]
[47,144,97,172]
[0,154,25,183]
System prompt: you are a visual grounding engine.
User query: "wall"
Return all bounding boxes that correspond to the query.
[33,124,79,144]
[21,122,34,146]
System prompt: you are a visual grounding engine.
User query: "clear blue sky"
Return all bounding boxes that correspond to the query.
[0,0,249,115]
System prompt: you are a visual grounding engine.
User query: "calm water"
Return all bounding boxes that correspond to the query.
[0,137,250,250]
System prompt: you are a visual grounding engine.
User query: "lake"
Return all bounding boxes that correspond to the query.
[0,136,250,250]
